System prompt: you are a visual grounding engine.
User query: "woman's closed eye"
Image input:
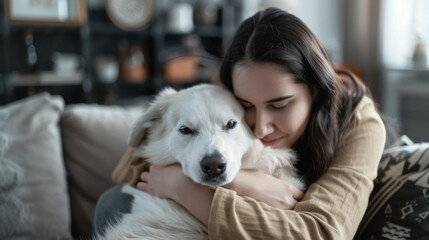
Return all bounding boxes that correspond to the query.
[239,102,289,110]
[239,102,254,110]
[270,102,289,110]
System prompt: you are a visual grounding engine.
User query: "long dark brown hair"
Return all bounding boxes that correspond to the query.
[220,7,370,185]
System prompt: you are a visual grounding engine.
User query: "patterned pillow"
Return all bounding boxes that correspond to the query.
[355,138,429,239]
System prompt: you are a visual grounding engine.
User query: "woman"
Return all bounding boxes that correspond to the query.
[95,8,386,239]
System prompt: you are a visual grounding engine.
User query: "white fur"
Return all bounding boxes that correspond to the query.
[97,84,304,240]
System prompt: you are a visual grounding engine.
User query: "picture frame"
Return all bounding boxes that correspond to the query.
[4,0,87,27]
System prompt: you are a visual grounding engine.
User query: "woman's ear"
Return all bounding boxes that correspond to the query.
[127,87,177,147]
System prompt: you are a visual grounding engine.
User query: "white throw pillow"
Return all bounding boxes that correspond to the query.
[0,93,71,240]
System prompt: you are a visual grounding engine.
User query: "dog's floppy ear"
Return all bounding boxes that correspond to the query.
[127,87,177,147]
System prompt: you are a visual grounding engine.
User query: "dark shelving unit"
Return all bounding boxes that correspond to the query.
[0,0,242,105]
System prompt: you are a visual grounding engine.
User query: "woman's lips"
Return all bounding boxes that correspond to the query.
[261,137,283,147]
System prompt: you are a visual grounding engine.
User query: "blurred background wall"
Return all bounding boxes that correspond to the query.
[1,0,428,142]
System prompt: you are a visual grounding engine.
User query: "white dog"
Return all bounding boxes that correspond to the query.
[97,84,304,240]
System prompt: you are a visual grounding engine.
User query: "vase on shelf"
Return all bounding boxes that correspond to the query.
[19,29,38,74]
[412,36,427,66]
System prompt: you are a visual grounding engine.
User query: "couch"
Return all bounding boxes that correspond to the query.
[0,93,428,239]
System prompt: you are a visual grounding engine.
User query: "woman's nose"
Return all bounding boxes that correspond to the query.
[252,110,274,139]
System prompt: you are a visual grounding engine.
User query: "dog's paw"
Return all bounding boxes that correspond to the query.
[257,147,296,174]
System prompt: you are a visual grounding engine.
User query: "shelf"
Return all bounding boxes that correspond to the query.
[194,26,223,37]
[8,25,82,34]
[159,77,211,89]
[89,21,151,36]
[8,71,85,86]
[384,62,429,72]
[11,84,86,105]
[95,80,155,91]
[399,81,429,97]
[115,81,156,97]
[165,26,223,38]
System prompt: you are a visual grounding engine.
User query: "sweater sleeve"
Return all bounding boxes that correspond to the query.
[208,97,386,240]
[112,148,150,187]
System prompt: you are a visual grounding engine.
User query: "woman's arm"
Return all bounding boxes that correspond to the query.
[137,165,302,226]
[208,97,386,239]
[226,169,304,209]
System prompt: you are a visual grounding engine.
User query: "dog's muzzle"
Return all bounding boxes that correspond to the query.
[200,151,226,178]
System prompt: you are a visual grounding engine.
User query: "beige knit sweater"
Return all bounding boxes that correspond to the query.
[208,96,386,240]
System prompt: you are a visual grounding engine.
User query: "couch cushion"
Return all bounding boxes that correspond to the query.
[355,137,429,239]
[60,104,143,238]
[0,93,71,239]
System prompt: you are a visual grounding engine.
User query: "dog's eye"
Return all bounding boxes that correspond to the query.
[224,120,237,130]
[179,126,195,135]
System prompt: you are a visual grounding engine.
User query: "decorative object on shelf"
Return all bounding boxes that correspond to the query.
[119,45,147,83]
[411,36,427,65]
[411,0,427,66]
[167,0,194,34]
[164,54,198,84]
[94,56,119,84]
[19,29,38,74]
[106,0,155,31]
[185,34,220,82]
[52,52,84,75]
[194,0,221,26]
[162,34,220,84]
[162,35,202,84]
[4,0,87,27]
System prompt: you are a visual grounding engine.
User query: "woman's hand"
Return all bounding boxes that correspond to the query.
[136,164,184,200]
[226,169,304,210]
[136,164,214,226]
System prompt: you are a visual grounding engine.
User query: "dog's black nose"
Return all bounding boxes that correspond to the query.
[200,152,226,177]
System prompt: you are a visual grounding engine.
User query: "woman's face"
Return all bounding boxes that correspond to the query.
[232,62,313,148]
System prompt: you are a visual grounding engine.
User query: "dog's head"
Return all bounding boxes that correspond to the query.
[128,84,254,187]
